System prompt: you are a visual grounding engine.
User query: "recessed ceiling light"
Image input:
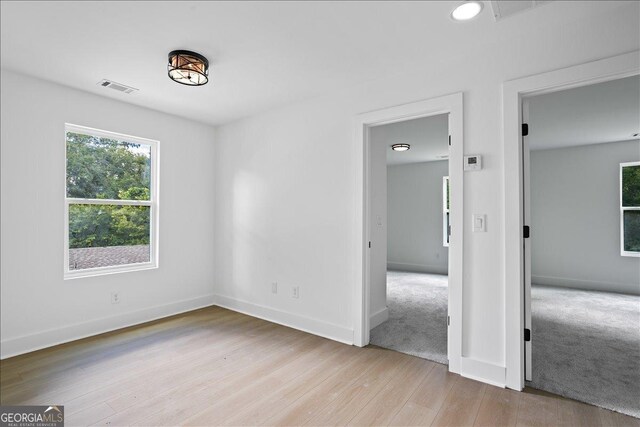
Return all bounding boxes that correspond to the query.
[451,1,483,21]
[391,144,410,152]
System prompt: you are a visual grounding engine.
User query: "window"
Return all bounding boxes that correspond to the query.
[65,124,159,278]
[621,161,640,257]
[443,176,450,247]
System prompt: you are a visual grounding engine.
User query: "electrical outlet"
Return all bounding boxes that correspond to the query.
[272,282,278,294]
[292,286,299,299]
[111,292,120,304]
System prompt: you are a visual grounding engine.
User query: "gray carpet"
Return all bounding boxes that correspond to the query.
[369,271,448,364]
[528,285,640,418]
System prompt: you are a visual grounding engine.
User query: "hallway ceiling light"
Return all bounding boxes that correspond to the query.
[391,143,410,152]
[451,1,483,21]
[168,50,209,86]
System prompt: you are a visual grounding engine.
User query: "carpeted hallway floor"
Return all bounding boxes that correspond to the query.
[369,270,448,364]
[528,285,640,418]
[370,271,640,418]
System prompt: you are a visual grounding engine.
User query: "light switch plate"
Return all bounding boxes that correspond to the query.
[473,214,486,232]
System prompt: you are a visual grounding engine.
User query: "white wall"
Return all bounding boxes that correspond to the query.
[387,161,449,274]
[368,128,388,328]
[0,70,217,358]
[530,140,640,295]
[213,1,639,382]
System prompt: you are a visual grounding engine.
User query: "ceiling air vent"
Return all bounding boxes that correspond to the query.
[490,1,550,21]
[96,79,138,94]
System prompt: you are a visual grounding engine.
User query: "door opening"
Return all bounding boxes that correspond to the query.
[521,75,640,417]
[353,93,464,374]
[367,114,450,364]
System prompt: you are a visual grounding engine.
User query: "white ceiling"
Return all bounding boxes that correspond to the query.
[370,114,449,166]
[528,75,640,151]
[1,1,629,127]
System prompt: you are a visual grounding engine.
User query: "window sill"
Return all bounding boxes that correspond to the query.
[64,262,158,280]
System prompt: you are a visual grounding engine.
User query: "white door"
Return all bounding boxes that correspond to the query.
[522,99,532,381]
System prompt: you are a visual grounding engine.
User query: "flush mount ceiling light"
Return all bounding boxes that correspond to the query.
[451,1,483,21]
[391,143,411,152]
[168,50,209,86]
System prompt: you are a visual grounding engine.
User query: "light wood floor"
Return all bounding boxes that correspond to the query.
[1,307,638,427]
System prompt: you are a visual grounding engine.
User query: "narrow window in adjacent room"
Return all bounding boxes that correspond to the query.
[621,161,640,257]
[64,124,159,278]
[443,176,450,247]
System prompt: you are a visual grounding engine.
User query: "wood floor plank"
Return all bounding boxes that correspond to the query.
[516,391,559,427]
[406,362,458,412]
[431,375,487,427]
[474,385,521,427]
[261,346,387,426]
[556,398,606,427]
[181,338,340,426]
[304,349,412,426]
[347,356,435,426]
[389,401,438,426]
[1,306,635,427]
[95,329,314,426]
[221,341,360,426]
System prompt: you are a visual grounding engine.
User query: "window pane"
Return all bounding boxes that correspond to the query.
[622,164,640,207]
[68,204,151,270]
[623,210,640,253]
[66,132,151,200]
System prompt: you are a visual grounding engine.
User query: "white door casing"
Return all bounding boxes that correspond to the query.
[353,92,464,375]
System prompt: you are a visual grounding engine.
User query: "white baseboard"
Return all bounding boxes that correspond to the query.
[387,261,448,275]
[0,295,216,360]
[532,275,639,295]
[213,294,353,345]
[460,357,506,387]
[370,307,389,329]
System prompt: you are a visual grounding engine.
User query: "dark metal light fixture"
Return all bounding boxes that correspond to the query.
[391,143,410,152]
[168,50,209,86]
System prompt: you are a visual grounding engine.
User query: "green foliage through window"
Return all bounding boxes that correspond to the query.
[66,131,153,250]
[621,163,640,254]
[622,164,640,207]
[66,132,151,200]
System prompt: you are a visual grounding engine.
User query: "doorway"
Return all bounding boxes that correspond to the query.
[502,51,639,391]
[368,114,450,364]
[521,75,640,417]
[353,93,463,374]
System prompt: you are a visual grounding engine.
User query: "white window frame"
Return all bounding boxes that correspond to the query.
[621,161,640,257]
[64,124,159,279]
[443,176,450,247]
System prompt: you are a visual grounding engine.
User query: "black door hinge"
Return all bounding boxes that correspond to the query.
[522,123,529,137]
[448,135,451,146]
[524,328,531,342]
[447,316,450,326]
[523,225,530,239]
[368,241,371,248]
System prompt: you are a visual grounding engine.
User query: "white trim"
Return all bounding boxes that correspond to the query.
[387,262,448,275]
[213,294,353,345]
[502,51,640,390]
[0,295,215,359]
[620,161,640,257]
[353,92,463,375]
[64,123,160,279]
[370,307,389,329]
[460,357,506,388]
[66,198,152,206]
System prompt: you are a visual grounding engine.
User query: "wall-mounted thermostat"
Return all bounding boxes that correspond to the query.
[464,155,482,171]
